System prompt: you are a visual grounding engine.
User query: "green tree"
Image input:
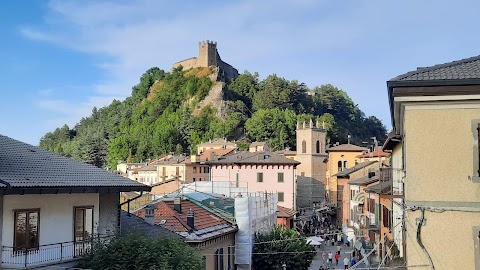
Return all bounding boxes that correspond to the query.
[252,226,315,270]
[79,233,203,270]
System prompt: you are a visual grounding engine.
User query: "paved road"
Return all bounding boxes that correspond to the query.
[308,240,366,270]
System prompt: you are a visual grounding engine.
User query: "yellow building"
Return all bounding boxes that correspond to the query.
[387,55,480,269]
[325,144,367,205]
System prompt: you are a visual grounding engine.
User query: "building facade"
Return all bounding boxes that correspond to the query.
[387,55,480,269]
[295,120,328,208]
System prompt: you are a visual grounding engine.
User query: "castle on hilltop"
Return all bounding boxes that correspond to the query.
[173,40,239,81]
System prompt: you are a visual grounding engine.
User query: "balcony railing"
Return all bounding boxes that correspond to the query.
[1,237,110,268]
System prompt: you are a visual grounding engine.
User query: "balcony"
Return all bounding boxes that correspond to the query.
[1,238,107,269]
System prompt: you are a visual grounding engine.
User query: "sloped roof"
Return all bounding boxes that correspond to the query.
[134,197,237,242]
[348,174,380,186]
[207,151,300,166]
[0,134,150,192]
[326,144,367,152]
[120,210,182,239]
[356,150,390,158]
[364,180,392,194]
[334,161,378,177]
[389,55,480,82]
[277,206,297,218]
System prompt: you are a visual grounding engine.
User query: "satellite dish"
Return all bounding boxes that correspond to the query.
[354,240,363,250]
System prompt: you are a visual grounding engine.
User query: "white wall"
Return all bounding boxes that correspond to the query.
[2,193,100,246]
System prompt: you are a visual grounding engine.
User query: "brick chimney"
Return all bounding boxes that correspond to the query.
[174,197,182,213]
[187,208,195,230]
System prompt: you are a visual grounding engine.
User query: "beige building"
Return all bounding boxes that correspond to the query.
[295,119,328,208]
[196,138,237,155]
[325,143,367,205]
[387,55,480,269]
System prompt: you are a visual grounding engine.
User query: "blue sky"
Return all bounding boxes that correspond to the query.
[1,0,480,145]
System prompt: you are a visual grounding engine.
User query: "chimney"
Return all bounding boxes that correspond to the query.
[145,204,156,225]
[187,208,195,230]
[174,197,182,213]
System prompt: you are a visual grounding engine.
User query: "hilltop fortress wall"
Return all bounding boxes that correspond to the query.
[173,40,239,81]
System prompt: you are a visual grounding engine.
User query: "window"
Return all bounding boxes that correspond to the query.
[338,161,343,172]
[343,161,348,169]
[382,205,391,228]
[257,172,264,182]
[74,207,94,242]
[277,172,284,183]
[193,167,197,173]
[215,248,224,270]
[316,140,320,153]
[368,198,375,213]
[236,172,240,188]
[193,178,196,182]
[278,192,285,202]
[14,209,39,249]
[302,140,306,153]
[477,123,480,177]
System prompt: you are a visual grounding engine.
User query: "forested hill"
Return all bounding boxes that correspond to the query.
[39,66,387,169]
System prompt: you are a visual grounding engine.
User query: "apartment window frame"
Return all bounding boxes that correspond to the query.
[302,140,307,153]
[193,167,197,173]
[277,172,284,183]
[257,172,264,183]
[278,192,285,202]
[316,140,320,153]
[14,209,40,251]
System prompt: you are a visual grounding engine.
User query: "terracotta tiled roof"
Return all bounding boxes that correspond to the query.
[134,199,228,232]
[277,206,297,218]
[198,148,235,161]
[326,144,367,152]
[356,150,390,158]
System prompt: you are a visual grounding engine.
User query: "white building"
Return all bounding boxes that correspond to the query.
[0,134,150,269]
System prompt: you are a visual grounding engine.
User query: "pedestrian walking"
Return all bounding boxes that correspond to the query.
[331,237,335,246]
[337,244,342,253]
[334,252,340,265]
[351,257,357,267]
[327,251,333,266]
[343,256,351,269]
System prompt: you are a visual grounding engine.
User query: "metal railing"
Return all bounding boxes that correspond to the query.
[2,239,96,268]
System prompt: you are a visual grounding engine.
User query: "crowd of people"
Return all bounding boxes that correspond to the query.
[312,218,358,270]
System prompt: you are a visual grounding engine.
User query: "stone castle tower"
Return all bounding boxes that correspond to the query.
[173,40,239,81]
[198,40,218,67]
[295,119,327,208]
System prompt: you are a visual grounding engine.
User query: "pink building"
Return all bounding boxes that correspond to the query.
[207,151,300,210]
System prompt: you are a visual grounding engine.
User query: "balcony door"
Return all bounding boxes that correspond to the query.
[74,207,93,256]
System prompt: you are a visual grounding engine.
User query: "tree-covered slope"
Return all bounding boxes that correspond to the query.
[40,67,387,169]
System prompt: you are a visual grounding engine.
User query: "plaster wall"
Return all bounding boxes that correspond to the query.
[406,210,480,270]
[391,143,405,257]
[2,194,100,246]
[210,164,296,209]
[404,108,480,202]
[157,164,186,182]
[98,193,119,236]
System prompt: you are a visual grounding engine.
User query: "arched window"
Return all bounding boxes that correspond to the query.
[302,140,307,153]
[316,140,320,153]
[338,161,343,172]
[344,161,348,169]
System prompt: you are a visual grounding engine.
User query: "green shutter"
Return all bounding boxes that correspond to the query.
[278,172,284,182]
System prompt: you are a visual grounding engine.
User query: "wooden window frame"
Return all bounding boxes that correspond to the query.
[14,208,40,251]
